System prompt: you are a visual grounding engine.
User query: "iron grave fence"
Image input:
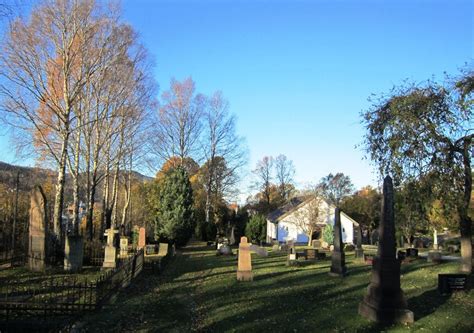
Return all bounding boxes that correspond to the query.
[0,248,144,321]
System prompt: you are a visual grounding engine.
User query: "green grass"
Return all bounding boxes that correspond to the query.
[0,265,103,285]
[77,241,473,332]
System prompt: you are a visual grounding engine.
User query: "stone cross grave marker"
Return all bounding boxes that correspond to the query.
[237,236,253,281]
[102,228,119,268]
[138,227,146,249]
[28,186,48,272]
[359,176,414,324]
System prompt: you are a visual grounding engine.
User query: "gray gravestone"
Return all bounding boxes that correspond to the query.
[102,228,119,268]
[406,248,418,257]
[64,235,83,272]
[306,248,317,260]
[329,208,347,277]
[355,226,364,259]
[28,186,48,272]
[120,237,129,257]
[288,246,297,262]
[312,239,321,249]
[250,244,268,257]
[145,244,158,255]
[159,243,169,256]
[427,250,442,263]
[218,244,232,255]
[229,226,236,245]
[359,176,414,324]
[438,274,470,295]
[287,240,296,256]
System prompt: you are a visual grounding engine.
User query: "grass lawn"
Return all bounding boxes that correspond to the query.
[78,241,473,333]
[0,265,103,288]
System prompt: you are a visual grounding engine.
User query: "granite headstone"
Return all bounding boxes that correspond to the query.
[359,176,414,324]
[329,208,347,277]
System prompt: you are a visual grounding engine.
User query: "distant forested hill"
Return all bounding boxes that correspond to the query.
[0,161,152,194]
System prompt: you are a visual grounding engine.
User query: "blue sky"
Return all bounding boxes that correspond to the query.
[0,0,472,198]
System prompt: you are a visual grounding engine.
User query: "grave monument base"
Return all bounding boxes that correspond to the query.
[237,270,253,281]
[359,299,414,324]
[359,256,413,324]
[427,250,442,263]
[329,251,347,277]
[102,245,117,269]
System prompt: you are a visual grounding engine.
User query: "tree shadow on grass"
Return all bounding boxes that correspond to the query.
[358,288,452,333]
[408,288,450,321]
[200,278,370,332]
[254,269,302,281]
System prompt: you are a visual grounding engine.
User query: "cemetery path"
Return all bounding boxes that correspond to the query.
[77,240,222,332]
[418,252,461,262]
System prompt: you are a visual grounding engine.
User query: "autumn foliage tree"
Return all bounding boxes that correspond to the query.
[317,173,355,208]
[0,0,154,244]
[0,0,113,243]
[362,70,473,272]
[341,186,381,244]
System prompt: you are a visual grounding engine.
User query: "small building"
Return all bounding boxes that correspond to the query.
[266,196,359,244]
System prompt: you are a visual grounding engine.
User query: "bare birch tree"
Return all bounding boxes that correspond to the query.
[201,91,246,224]
[291,195,326,246]
[0,0,116,244]
[252,156,274,209]
[150,77,204,164]
[274,154,295,201]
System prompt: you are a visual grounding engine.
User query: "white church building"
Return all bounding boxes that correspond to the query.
[266,196,359,244]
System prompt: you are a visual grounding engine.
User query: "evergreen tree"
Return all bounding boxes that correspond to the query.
[245,214,266,244]
[322,223,334,245]
[155,166,195,246]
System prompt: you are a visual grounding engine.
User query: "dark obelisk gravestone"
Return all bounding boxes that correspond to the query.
[355,226,364,259]
[329,207,347,277]
[359,176,414,324]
